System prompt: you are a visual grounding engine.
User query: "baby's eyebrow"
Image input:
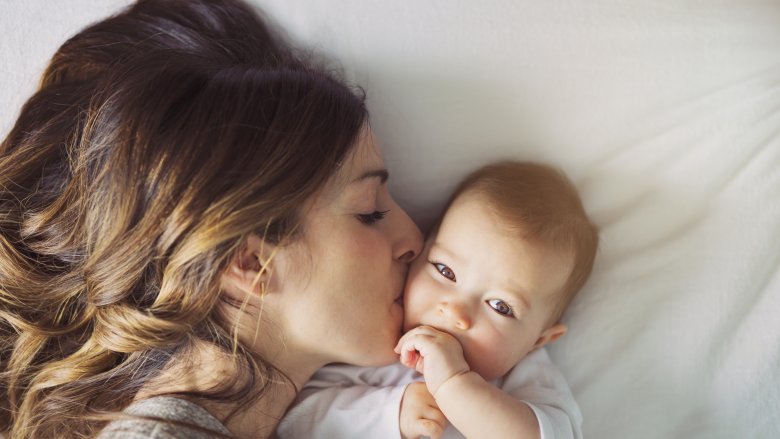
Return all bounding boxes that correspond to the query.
[429,242,462,263]
[507,289,532,311]
[496,280,533,311]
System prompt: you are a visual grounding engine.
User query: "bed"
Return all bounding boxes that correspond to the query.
[2,1,778,437]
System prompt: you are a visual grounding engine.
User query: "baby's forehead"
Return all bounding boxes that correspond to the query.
[437,192,528,248]
[443,191,524,231]
[442,202,573,283]
[447,189,577,252]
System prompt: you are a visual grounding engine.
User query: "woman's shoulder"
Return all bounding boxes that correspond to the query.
[97,396,232,439]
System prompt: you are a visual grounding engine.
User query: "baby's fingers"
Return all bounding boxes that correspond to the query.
[397,334,433,368]
[424,407,448,433]
[399,345,420,369]
[394,326,440,353]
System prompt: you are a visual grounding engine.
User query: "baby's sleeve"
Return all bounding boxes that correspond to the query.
[502,348,584,439]
[276,364,414,439]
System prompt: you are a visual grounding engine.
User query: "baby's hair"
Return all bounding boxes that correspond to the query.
[446,161,598,324]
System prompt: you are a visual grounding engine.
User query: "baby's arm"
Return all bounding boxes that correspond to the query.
[395,326,541,439]
[435,372,541,438]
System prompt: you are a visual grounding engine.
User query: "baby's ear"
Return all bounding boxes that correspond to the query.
[533,323,568,349]
[220,234,279,302]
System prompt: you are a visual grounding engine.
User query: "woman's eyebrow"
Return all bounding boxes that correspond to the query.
[351,168,389,184]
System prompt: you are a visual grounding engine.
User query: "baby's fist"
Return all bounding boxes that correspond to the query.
[394,326,470,394]
[400,382,448,439]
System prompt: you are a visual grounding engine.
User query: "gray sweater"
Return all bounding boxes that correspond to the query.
[98,396,232,438]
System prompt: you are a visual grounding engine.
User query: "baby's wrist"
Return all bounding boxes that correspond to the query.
[432,368,473,399]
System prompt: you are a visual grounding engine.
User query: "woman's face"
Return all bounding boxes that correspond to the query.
[272,128,422,367]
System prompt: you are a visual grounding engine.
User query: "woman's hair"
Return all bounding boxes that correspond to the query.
[0,0,367,437]
[446,161,599,324]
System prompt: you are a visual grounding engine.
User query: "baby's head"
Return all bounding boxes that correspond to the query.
[403,161,598,381]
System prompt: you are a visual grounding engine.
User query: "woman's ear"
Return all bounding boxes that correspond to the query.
[533,323,568,350]
[221,234,279,301]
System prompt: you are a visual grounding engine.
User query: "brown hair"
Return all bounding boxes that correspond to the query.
[0,0,367,437]
[446,161,598,324]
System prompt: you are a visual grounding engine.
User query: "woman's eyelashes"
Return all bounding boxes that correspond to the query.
[486,298,515,317]
[432,262,456,281]
[356,209,389,225]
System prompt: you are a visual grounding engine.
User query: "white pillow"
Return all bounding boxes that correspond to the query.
[2,1,778,437]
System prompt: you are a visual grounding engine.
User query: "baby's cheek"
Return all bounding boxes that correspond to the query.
[465,328,517,381]
[402,272,432,329]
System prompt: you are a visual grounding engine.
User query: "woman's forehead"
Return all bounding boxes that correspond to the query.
[344,128,384,177]
[311,128,386,206]
[330,128,385,188]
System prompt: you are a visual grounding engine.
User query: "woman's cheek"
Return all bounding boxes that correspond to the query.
[346,225,383,258]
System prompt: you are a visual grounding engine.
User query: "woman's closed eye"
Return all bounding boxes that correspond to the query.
[432,262,456,281]
[356,210,389,225]
[487,298,514,317]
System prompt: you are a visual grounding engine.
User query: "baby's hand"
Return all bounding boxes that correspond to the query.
[400,382,448,439]
[394,325,470,395]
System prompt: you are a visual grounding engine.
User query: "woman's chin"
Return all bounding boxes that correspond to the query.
[392,299,404,325]
[371,328,405,366]
[343,303,405,367]
[357,347,399,367]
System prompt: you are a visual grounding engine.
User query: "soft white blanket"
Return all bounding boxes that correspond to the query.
[2,1,778,438]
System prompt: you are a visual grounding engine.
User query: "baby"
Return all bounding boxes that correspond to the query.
[278,161,598,439]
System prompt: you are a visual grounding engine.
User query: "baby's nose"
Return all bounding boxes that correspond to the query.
[438,301,472,330]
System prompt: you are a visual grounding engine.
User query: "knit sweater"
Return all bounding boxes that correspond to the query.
[98,396,232,439]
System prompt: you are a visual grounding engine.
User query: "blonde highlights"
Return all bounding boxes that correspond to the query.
[0,0,367,437]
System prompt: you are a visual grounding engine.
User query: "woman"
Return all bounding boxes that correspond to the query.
[0,0,422,438]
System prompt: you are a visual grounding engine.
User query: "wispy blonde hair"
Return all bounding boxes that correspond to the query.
[446,161,598,323]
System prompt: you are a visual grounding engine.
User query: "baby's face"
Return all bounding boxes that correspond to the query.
[403,193,573,381]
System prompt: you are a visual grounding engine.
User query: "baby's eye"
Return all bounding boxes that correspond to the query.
[432,262,456,281]
[487,299,514,317]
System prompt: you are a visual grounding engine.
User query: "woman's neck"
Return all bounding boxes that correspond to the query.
[200,374,298,439]
[135,340,322,438]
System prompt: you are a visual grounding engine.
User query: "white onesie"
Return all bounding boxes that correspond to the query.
[278,347,582,439]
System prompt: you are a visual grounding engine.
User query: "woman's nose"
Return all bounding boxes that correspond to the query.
[392,205,423,264]
[438,301,472,330]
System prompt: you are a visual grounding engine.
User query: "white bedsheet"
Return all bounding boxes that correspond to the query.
[2,1,779,437]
